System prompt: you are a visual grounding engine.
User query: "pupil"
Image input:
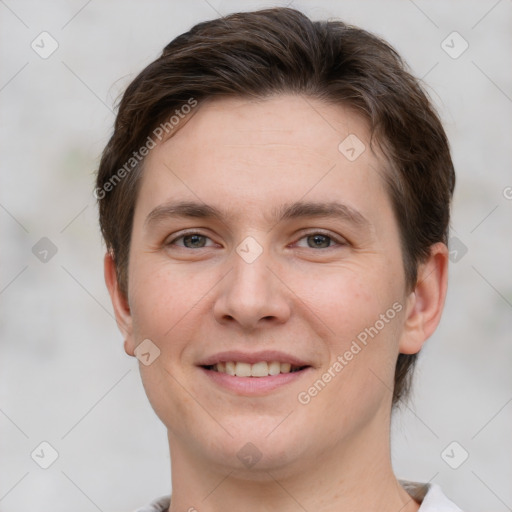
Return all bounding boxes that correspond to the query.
[184,235,205,248]
[309,234,330,248]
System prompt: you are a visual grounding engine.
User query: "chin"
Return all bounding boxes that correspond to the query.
[198,423,312,477]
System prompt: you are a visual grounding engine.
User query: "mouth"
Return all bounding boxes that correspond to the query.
[197,351,312,395]
[201,361,310,377]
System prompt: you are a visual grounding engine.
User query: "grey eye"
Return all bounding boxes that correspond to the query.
[182,234,208,248]
[306,234,332,249]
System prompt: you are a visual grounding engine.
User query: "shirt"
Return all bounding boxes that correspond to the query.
[133,480,464,511]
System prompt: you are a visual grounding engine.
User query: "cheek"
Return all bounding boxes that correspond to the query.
[138,362,202,439]
[127,260,207,432]
[128,256,210,342]
[293,265,403,404]
[292,264,396,344]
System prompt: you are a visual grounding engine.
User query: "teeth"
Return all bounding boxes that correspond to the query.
[251,361,268,377]
[225,361,236,376]
[280,362,291,373]
[268,361,281,375]
[235,362,251,377]
[211,361,304,377]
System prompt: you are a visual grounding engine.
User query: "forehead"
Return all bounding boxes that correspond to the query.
[136,94,392,229]
[161,94,370,168]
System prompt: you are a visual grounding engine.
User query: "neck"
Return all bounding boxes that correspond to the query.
[166,409,419,512]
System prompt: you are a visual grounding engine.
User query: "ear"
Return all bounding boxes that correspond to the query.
[399,242,449,355]
[104,252,135,356]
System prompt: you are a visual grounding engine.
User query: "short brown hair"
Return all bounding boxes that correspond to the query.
[96,7,455,407]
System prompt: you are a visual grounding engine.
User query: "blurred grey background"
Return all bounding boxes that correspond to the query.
[0,1,511,511]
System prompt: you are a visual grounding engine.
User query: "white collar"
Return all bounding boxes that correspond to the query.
[399,480,464,511]
[135,481,464,512]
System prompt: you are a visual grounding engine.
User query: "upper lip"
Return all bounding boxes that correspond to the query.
[197,350,311,367]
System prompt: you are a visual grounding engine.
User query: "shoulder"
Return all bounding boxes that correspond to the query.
[400,480,464,512]
[133,495,171,512]
[134,484,464,512]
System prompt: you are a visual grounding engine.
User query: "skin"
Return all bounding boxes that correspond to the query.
[105,95,448,512]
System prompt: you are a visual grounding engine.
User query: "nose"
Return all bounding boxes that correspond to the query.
[213,244,291,330]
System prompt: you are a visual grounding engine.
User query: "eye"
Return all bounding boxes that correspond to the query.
[295,232,346,249]
[165,230,346,250]
[167,232,216,249]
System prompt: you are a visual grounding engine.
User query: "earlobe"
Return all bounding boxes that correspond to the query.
[399,242,449,355]
[104,252,135,356]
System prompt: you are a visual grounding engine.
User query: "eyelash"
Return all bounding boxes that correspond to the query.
[165,230,348,250]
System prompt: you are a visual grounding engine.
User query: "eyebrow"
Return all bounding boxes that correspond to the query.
[144,199,371,230]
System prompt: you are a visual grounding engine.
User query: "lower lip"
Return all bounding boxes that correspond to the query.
[199,367,311,395]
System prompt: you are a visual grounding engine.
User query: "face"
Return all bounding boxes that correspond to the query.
[112,95,423,477]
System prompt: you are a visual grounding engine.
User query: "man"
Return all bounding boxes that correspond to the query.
[96,7,462,511]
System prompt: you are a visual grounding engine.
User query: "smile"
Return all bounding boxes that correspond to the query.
[203,361,308,377]
[197,350,313,394]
